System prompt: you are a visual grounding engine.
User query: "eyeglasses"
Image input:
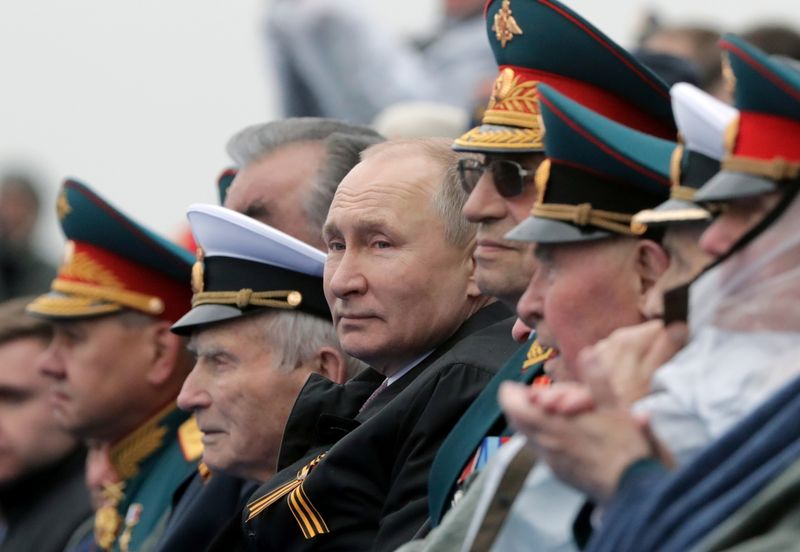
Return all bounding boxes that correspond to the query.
[457,158,536,198]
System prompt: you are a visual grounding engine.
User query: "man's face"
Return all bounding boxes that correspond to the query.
[517,239,648,382]
[0,186,37,245]
[443,0,485,19]
[0,337,77,484]
[224,141,326,249]
[699,190,784,258]
[642,224,713,318]
[37,316,156,441]
[178,316,313,482]
[462,153,543,307]
[323,148,476,374]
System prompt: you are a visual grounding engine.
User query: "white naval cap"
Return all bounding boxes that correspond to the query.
[187,204,325,276]
[671,82,738,161]
[171,204,329,335]
[631,84,738,228]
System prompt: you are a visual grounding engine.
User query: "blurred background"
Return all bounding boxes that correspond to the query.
[1,0,798,287]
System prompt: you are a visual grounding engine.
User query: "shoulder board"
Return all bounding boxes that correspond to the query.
[178,415,204,462]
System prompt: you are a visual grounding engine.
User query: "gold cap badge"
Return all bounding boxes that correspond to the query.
[57,189,72,221]
[191,248,205,294]
[493,0,523,48]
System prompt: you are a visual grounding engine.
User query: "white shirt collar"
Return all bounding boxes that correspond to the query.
[385,350,434,386]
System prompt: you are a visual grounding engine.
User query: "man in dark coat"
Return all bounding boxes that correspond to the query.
[242,137,517,551]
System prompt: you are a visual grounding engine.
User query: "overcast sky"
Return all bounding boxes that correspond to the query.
[1,0,797,259]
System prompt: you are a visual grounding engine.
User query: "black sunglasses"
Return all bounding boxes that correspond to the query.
[457,158,536,198]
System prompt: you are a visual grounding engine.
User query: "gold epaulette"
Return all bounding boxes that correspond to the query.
[178,415,204,462]
[110,403,174,481]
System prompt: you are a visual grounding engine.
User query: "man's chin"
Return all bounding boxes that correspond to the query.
[340,337,387,365]
[52,408,81,434]
[473,249,516,268]
[475,277,523,310]
[200,455,227,474]
[543,356,566,382]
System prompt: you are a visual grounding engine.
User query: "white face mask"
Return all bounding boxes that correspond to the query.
[689,192,800,335]
[639,193,800,465]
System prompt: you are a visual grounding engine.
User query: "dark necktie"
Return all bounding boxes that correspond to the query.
[359,379,389,414]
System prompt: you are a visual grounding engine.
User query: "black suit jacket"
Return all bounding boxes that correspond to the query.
[243,302,516,551]
[0,449,91,552]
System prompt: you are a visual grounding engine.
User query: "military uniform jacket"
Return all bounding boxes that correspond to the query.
[427,336,548,526]
[95,406,201,552]
[244,303,517,551]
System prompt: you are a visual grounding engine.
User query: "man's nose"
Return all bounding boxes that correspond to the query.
[463,172,507,224]
[326,252,368,299]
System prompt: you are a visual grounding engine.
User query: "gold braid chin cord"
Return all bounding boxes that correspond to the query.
[531,203,636,235]
[192,289,303,310]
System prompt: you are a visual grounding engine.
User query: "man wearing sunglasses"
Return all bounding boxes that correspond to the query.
[421,0,679,539]
[457,156,541,308]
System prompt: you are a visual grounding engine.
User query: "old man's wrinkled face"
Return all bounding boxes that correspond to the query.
[517,239,653,382]
[178,314,314,482]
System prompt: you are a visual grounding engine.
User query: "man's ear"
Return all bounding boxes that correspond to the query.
[146,320,184,386]
[465,254,482,299]
[310,346,348,384]
[635,239,670,310]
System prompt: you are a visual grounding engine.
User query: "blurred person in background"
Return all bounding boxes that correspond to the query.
[741,24,800,61]
[265,0,495,124]
[637,20,722,92]
[638,17,800,103]
[0,297,91,552]
[0,173,57,300]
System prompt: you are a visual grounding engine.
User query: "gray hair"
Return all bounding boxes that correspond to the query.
[226,118,383,169]
[258,310,366,379]
[307,131,386,238]
[226,118,385,239]
[361,138,476,248]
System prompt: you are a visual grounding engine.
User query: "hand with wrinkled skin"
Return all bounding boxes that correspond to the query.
[516,320,688,418]
[575,320,689,408]
[497,320,688,502]
[529,380,595,415]
[500,381,656,504]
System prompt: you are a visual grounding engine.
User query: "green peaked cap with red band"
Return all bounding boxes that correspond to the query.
[27,178,193,321]
[695,34,800,203]
[453,0,677,154]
